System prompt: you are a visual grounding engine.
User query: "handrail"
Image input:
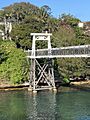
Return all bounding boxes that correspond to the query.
[25,45,90,58]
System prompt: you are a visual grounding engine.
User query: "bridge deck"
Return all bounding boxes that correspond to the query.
[26,45,90,58]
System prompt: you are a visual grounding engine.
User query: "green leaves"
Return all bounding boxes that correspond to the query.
[0,41,29,84]
[52,14,90,79]
[0,2,90,81]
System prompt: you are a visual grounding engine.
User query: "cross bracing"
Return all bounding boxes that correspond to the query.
[26,32,90,92]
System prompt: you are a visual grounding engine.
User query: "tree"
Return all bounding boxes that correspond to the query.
[0,2,89,81]
[52,25,76,47]
[52,14,90,79]
[0,40,29,84]
[59,13,80,27]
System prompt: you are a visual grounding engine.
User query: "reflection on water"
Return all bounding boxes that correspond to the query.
[0,88,90,120]
[27,92,57,120]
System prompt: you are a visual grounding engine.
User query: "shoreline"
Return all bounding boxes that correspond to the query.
[0,80,90,91]
[0,84,29,91]
[70,80,90,91]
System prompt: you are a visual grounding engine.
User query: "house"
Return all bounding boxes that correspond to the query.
[78,21,90,36]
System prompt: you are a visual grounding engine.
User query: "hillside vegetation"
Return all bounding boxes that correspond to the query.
[0,2,90,84]
[0,41,29,84]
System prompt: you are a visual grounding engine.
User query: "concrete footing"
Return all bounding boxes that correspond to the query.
[28,87,57,93]
[53,87,57,92]
[28,87,37,94]
[33,90,37,94]
[28,87,32,92]
[48,87,53,91]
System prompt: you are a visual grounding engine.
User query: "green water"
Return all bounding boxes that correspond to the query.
[0,88,90,120]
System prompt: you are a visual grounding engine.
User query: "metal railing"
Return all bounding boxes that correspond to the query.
[25,45,90,58]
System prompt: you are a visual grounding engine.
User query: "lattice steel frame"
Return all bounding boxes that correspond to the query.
[28,33,56,91]
[27,32,90,92]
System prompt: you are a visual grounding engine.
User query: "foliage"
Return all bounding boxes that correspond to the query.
[2,2,40,23]
[11,20,44,49]
[59,13,80,27]
[52,14,90,79]
[56,58,86,78]
[52,25,76,47]
[63,77,70,84]
[0,40,29,84]
[0,2,59,49]
[0,2,90,82]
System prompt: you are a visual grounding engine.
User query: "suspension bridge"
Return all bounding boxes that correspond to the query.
[26,32,90,93]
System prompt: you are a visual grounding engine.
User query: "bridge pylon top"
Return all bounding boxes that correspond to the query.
[31,32,52,58]
[31,33,52,36]
[31,32,52,41]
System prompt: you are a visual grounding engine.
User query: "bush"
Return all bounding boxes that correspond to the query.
[63,77,70,84]
[0,40,29,84]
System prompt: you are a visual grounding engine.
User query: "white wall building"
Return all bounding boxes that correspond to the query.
[78,22,84,28]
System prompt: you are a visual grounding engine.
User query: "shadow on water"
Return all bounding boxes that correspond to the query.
[69,84,90,92]
[0,89,90,120]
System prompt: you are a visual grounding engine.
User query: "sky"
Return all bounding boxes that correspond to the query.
[0,0,90,21]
